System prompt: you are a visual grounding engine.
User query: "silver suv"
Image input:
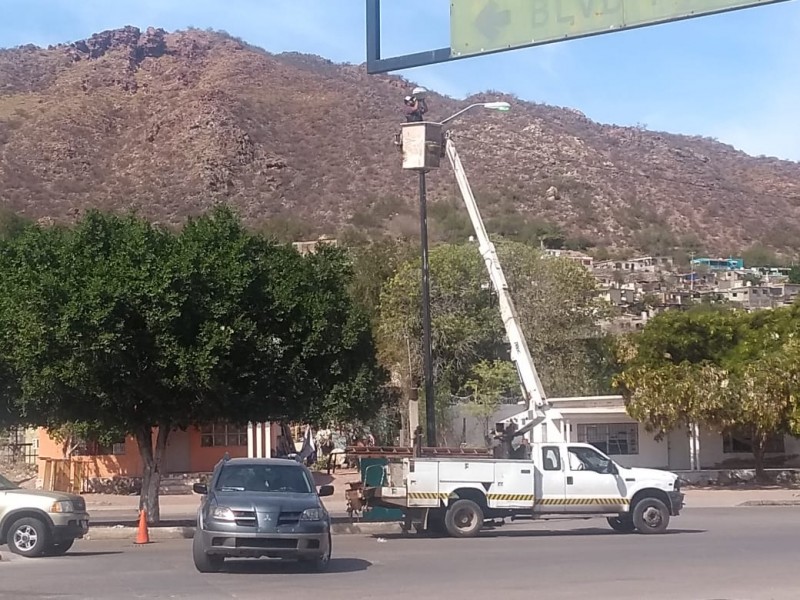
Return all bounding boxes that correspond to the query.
[192,457,334,573]
[0,472,90,557]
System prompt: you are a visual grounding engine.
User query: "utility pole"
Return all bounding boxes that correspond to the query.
[418,170,436,447]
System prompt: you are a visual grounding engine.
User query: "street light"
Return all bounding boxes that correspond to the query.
[440,101,512,125]
[400,90,511,447]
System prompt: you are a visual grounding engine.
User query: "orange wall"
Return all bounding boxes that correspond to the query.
[187,427,248,472]
[37,424,279,483]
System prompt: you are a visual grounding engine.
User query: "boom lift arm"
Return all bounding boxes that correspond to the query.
[443,134,564,443]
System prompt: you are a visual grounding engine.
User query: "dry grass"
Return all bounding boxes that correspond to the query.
[0,26,799,255]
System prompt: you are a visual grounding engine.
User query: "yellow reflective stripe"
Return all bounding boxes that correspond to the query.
[486,493,535,502]
[408,492,449,500]
[535,498,630,506]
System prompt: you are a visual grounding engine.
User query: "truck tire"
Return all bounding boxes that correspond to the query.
[192,531,224,573]
[607,516,636,533]
[6,517,50,558]
[444,499,484,538]
[632,497,670,534]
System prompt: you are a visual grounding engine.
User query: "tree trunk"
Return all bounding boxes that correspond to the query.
[753,433,768,483]
[135,425,171,525]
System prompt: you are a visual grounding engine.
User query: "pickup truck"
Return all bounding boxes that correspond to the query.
[360,441,684,537]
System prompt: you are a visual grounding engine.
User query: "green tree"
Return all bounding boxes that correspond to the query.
[0,207,386,522]
[615,306,800,478]
[788,266,800,284]
[378,241,609,443]
[465,360,519,442]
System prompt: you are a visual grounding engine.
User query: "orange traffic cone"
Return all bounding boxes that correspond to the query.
[134,509,150,545]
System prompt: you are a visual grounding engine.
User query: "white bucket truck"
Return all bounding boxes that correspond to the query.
[354,112,684,537]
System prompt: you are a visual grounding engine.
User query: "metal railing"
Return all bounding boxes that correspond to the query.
[0,441,39,465]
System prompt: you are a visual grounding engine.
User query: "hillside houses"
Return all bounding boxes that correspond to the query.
[558,252,800,330]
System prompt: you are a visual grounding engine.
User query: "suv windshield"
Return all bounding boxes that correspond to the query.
[215,464,313,494]
[0,473,18,490]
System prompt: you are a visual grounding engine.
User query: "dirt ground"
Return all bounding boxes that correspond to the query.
[0,460,37,488]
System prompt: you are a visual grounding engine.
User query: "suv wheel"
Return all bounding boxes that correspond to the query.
[7,517,50,558]
[192,531,224,573]
[302,532,332,572]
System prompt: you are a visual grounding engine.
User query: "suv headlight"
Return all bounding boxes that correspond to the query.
[50,500,75,513]
[300,508,325,521]
[211,506,236,521]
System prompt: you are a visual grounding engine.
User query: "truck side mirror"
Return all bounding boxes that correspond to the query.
[606,462,618,475]
[193,483,208,495]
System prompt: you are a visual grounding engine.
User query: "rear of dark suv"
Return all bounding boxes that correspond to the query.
[192,457,334,572]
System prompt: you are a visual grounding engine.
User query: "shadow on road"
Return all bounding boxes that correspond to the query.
[377,527,706,540]
[59,551,125,557]
[221,557,371,575]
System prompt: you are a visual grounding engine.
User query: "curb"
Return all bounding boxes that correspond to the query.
[738,500,800,507]
[84,521,403,541]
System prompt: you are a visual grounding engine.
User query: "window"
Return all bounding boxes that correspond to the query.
[200,424,248,448]
[723,430,785,454]
[576,423,639,455]
[542,446,561,471]
[568,446,612,474]
[215,464,313,494]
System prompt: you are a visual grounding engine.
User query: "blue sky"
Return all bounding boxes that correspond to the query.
[2,0,799,162]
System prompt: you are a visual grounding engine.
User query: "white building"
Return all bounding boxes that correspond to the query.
[451,395,800,471]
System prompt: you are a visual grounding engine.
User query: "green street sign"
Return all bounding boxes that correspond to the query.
[451,0,791,58]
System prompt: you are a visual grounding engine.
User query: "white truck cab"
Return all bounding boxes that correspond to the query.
[363,442,683,538]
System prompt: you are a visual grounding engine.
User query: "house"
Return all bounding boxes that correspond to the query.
[450,395,800,471]
[36,422,285,492]
[720,285,777,310]
[692,257,744,271]
[544,249,594,268]
[594,256,673,273]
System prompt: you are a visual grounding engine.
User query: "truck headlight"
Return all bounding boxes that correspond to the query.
[211,507,236,521]
[50,500,75,513]
[300,508,325,521]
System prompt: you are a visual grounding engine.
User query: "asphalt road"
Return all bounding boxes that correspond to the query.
[1,507,797,600]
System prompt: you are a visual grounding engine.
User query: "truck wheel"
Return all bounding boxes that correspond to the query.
[192,531,224,573]
[632,497,670,534]
[607,516,636,533]
[7,517,50,558]
[444,499,484,538]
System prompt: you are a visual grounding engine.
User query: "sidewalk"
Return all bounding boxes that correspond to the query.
[82,486,800,525]
[85,470,357,524]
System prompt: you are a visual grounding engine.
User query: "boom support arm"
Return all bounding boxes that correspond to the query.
[444,136,564,443]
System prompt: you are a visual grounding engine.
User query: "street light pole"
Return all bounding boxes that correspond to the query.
[418,170,436,447]
[398,92,511,449]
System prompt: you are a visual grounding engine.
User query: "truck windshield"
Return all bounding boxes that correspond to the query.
[0,473,18,490]
[214,464,313,494]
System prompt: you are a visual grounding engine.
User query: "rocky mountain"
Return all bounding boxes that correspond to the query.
[1,26,799,256]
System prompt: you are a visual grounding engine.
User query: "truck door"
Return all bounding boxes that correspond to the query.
[564,445,628,513]
[536,445,566,513]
